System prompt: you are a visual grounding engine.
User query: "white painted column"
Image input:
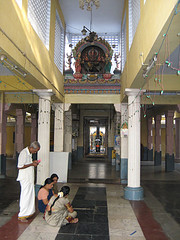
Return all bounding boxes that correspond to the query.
[33,89,54,185]
[31,113,37,143]
[114,104,121,170]
[124,88,144,200]
[120,103,128,184]
[64,104,72,153]
[53,103,64,152]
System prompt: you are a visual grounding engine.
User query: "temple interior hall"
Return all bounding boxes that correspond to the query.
[0,0,180,239]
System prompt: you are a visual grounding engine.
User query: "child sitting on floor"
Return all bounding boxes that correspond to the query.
[45,186,78,227]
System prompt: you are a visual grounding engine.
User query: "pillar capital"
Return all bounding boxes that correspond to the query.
[125,88,145,97]
[114,104,121,112]
[33,89,54,98]
[64,103,71,112]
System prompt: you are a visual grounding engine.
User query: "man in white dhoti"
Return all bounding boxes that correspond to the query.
[17,141,40,222]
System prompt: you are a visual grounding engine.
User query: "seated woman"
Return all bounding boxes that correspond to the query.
[51,173,59,183]
[45,186,78,227]
[50,173,59,193]
[38,178,54,213]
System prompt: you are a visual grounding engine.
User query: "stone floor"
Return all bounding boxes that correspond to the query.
[0,158,180,239]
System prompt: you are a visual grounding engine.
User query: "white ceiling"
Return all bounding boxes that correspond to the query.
[59,0,124,35]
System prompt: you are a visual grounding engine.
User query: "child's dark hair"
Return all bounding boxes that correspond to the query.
[60,186,70,196]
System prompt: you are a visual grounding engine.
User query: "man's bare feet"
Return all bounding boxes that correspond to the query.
[18,218,28,222]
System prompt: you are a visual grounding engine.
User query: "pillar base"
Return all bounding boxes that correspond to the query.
[35,184,41,197]
[147,149,153,161]
[165,153,174,172]
[68,152,72,170]
[124,186,144,200]
[115,154,120,171]
[0,154,6,176]
[154,151,161,166]
[121,179,127,184]
[120,158,127,183]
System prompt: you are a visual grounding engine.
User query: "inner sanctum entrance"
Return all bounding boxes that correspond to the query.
[84,117,108,157]
[90,126,106,154]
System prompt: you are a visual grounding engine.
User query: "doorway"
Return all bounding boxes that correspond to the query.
[84,117,108,157]
[90,126,106,154]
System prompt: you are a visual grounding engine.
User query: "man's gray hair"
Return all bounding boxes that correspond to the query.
[30,141,40,149]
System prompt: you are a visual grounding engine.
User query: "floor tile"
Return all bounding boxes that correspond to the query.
[76,222,109,235]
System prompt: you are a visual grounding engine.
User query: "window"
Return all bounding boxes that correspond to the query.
[54,10,65,73]
[121,12,127,71]
[129,0,140,50]
[15,0,22,9]
[28,0,51,50]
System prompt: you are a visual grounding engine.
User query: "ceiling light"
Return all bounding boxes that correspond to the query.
[81,26,88,35]
[79,0,100,11]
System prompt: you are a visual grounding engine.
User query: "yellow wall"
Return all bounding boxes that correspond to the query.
[6,126,15,157]
[0,0,65,102]
[6,124,31,157]
[121,0,177,100]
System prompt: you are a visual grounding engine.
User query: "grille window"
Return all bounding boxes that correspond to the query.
[54,10,65,74]
[121,12,127,71]
[129,0,140,50]
[28,0,51,50]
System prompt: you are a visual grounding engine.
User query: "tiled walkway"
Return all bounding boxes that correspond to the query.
[1,159,180,239]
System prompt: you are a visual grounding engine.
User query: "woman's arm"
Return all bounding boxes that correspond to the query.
[65,202,74,213]
[42,198,49,205]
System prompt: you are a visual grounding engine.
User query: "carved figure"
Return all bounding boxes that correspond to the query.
[75,53,81,73]
[105,53,112,73]
[66,53,73,69]
[114,53,120,69]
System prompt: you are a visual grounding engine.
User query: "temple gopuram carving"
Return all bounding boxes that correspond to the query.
[64,31,121,94]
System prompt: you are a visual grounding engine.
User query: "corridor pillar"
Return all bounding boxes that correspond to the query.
[120,103,128,184]
[64,104,72,169]
[124,88,144,200]
[33,89,54,185]
[53,103,64,152]
[147,117,153,161]
[175,118,180,161]
[165,110,174,171]
[64,104,72,153]
[114,104,121,171]
[15,109,25,160]
[154,115,162,166]
[31,113,37,143]
[0,94,7,177]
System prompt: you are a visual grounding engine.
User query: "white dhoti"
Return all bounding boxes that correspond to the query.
[17,147,36,219]
[18,180,35,218]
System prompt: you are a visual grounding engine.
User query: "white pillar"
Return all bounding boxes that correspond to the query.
[64,105,72,152]
[33,89,54,185]
[31,113,37,143]
[124,88,144,200]
[120,103,128,184]
[53,103,64,152]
